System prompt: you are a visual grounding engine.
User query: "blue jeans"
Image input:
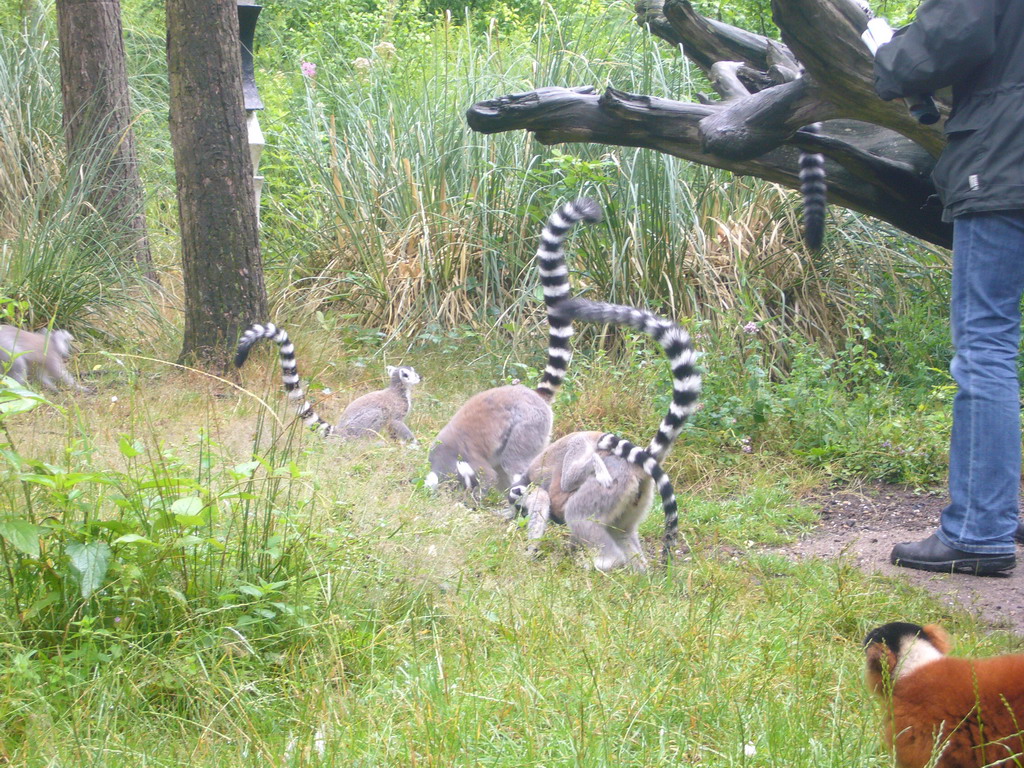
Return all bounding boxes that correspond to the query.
[937,210,1024,554]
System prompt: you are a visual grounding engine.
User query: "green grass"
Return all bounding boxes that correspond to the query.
[0,2,995,764]
[0,327,1012,767]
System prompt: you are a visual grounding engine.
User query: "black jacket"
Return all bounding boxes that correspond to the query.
[874,0,1024,221]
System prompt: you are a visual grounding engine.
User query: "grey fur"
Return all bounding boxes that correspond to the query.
[425,198,601,493]
[0,326,90,393]
[506,298,700,571]
[333,364,421,442]
[426,384,553,492]
[236,322,420,442]
[514,431,657,572]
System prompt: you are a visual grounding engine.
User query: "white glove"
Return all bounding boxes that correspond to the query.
[861,17,894,55]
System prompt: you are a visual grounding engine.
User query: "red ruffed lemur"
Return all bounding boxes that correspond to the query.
[864,622,1024,768]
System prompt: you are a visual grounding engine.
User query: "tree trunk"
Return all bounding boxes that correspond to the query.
[167,0,268,372]
[467,0,954,248]
[56,0,155,279]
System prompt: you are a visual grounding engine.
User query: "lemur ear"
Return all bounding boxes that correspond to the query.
[922,624,952,654]
[864,643,898,694]
[386,365,397,377]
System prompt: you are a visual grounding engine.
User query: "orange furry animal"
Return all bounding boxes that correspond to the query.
[864,622,1024,768]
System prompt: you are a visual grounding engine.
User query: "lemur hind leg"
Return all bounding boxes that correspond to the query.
[616,529,648,573]
[496,413,553,492]
[523,487,552,558]
[562,479,633,572]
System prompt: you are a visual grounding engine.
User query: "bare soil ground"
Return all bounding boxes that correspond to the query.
[776,484,1024,633]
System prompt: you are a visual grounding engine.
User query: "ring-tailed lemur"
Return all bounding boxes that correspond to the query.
[798,0,875,251]
[798,123,827,252]
[424,198,602,493]
[508,297,700,570]
[0,325,91,393]
[235,323,421,441]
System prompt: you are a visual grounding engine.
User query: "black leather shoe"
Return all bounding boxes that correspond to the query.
[890,534,1015,576]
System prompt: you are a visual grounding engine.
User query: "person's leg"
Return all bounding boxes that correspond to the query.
[892,210,1024,574]
[941,211,1024,553]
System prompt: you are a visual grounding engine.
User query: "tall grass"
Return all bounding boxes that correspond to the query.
[0,18,151,335]
[0,339,1000,766]
[259,0,947,354]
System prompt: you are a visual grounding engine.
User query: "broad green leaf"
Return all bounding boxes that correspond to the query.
[231,461,261,479]
[171,496,203,516]
[112,534,155,546]
[171,496,208,526]
[173,513,207,527]
[0,378,49,416]
[66,541,112,599]
[0,519,47,558]
[118,436,142,458]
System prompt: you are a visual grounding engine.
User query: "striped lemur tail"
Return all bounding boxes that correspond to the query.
[235,322,334,437]
[598,434,681,561]
[548,298,701,559]
[797,0,875,251]
[534,197,603,402]
[799,123,827,252]
[552,298,701,461]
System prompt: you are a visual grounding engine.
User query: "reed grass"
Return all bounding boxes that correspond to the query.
[257,0,945,356]
[0,18,152,336]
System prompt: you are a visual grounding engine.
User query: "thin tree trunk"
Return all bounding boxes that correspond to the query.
[167,0,268,372]
[56,0,155,279]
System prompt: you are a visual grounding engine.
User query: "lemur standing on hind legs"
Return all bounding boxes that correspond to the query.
[424,198,602,494]
[507,298,701,572]
[235,323,421,442]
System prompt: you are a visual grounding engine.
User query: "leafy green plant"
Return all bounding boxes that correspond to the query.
[0,398,325,652]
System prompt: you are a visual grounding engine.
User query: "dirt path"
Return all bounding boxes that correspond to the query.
[777,485,1024,633]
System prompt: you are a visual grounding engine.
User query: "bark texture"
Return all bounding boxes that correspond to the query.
[167,0,268,371]
[467,0,954,248]
[56,0,154,277]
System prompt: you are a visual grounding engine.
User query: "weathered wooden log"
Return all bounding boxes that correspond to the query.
[769,0,947,153]
[467,86,951,246]
[699,75,835,160]
[636,0,782,73]
[469,0,957,248]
